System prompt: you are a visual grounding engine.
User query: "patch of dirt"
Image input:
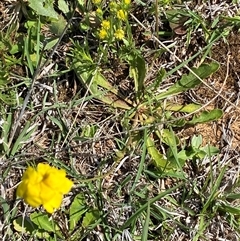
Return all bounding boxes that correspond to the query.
[181,32,240,150]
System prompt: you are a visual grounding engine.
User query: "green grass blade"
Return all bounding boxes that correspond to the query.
[121,183,183,229]
[141,201,150,241]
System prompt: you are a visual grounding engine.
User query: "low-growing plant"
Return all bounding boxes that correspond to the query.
[71,43,222,177]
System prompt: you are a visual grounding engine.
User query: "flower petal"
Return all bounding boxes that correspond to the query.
[43,193,63,213]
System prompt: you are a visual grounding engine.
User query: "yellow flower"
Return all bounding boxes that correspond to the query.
[114,29,124,40]
[17,163,73,213]
[124,0,131,5]
[117,9,127,21]
[96,8,103,16]
[99,28,108,39]
[92,0,101,4]
[101,20,110,30]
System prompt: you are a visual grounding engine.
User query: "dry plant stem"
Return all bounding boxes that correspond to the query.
[8,11,75,149]
[155,0,159,45]
[129,13,240,111]
[74,151,126,184]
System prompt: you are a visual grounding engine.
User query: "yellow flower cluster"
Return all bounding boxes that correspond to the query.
[99,28,108,39]
[98,20,111,39]
[117,9,127,21]
[17,163,73,213]
[101,20,110,30]
[96,0,130,41]
[114,29,124,40]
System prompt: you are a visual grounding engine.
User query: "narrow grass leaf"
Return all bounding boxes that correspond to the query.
[10,121,37,156]
[201,165,227,213]
[130,129,147,193]
[141,201,150,241]
[219,203,240,215]
[121,183,183,229]
[24,30,34,75]
[226,193,240,200]
[35,17,41,67]
[48,116,67,134]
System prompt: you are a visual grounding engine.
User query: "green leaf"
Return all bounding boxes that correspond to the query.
[154,68,166,89]
[28,0,59,19]
[72,46,132,109]
[0,92,18,105]
[200,145,219,157]
[44,37,59,50]
[129,54,146,99]
[191,135,203,149]
[81,125,98,138]
[58,0,69,14]
[30,213,55,232]
[226,193,240,200]
[49,15,67,36]
[13,217,37,234]
[0,197,10,220]
[121,183,183,229]
[141,202,150,241]
[69,194,87,230]
[165,103,201,113]
[160,129,179,147]
[176,149,191,162]
[82,209,100,228]
[156,62,219,100]
[146,136,168,170]
[48,116,67,134]
[201,165,227,213]
[10,121,37,156]
[219,203,240,215]
[188,109,223,125]
[13,217,50,239]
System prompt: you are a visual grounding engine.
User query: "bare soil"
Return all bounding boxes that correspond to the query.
[183,32,240,150]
